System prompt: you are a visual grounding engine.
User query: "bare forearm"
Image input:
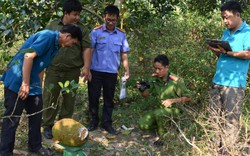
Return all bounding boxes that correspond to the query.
[226,50,250,59]
[121,53,130,77]
[161,96,192,108]
[39,70,44,87]
[81,48,93,82]
[83,48,92,69]
[19,52,37,99]
[22,54,34,85]
[209,45,250,60]
[170,97,192,104]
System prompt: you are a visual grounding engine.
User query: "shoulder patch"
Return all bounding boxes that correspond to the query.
[169,75,179,81]
[117,27,126,33]
[93,25,102,30]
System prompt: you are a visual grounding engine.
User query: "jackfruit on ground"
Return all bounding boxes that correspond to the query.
[52,118,88,147]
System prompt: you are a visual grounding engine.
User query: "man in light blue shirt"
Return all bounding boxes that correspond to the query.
[0,24,82,156]
[87,5,130,135]
[208,1,250,154]
[213,21,250,88]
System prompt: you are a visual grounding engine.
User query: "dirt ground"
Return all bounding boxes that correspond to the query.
[0,82,163,156]
[76,127,160,156]
[12,125,162,156]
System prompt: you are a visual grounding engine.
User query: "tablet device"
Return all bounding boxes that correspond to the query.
[205,39,232,51]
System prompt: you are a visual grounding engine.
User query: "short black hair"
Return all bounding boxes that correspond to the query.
[221,1,242,14]
[63,0,82,14]
[60,24,82,41]
[103,5,120,17]
[154,54,169,66]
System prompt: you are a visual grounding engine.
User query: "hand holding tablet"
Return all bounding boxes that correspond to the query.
[205,39,232,51]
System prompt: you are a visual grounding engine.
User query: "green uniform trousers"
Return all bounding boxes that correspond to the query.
[42,68,80,127]
[138,107,181,136]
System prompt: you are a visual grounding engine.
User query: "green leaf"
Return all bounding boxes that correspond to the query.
[2,29,11,36]
[61,88,66,92]
[47,83,54,90]
[66,88,70,93]
[0,26,6,30]
[58,82,64,88]
[71,84,79,90]
[122,130,132,135]
[70,80,76,84]
[64,81,70,87]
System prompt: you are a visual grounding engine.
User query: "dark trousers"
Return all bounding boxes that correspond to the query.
[88,70,117,127]
[42,68,80,128]
[0,88,42,156]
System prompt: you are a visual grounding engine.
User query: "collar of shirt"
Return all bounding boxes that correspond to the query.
[58,19,64,25]
[155,76,172,86]
[225,20,247,35]
[102,24,118,34]
[57,19,81,26]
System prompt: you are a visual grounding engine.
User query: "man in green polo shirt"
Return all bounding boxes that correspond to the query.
[42,0,92,139]
[137,54,192,146]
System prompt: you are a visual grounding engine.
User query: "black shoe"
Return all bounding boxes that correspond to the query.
[29,147,53,156]
[101,126,118,135]
[87,124,98,131]
[153,139,164,147]
[43,127,53,139]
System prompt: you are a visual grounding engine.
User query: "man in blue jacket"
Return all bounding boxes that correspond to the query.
[0,24,82,156]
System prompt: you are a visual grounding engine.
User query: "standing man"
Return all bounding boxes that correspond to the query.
[42,0,92,139]
[87,5,130,135]
[208,1,250,154]
[0,24,82,156]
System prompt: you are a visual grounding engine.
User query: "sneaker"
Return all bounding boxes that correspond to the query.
[30,147,53,156]
[43,127,53,139]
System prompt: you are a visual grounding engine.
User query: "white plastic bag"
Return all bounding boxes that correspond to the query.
[119,76,127,100]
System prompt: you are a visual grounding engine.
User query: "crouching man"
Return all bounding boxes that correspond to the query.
[137,54,192,146]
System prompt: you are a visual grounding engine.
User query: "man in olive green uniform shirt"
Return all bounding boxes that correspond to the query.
[137,54,191,146]
[42,0,92,139]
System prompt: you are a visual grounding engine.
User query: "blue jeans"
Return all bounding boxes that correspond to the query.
[0,88,43,156]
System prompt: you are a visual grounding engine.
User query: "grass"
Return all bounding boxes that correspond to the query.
[0,80,249,155]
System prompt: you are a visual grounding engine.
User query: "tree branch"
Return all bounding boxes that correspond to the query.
[82,6,103,22]
[170,118,203,155]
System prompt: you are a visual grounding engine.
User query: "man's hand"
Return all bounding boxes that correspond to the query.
[208,45,227,55]
[161,99,174,108]
[151,73,158,77]
[123,71,130,80]
[19,84,30,100]
[81,67,92,82]
[20,51,37,100]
